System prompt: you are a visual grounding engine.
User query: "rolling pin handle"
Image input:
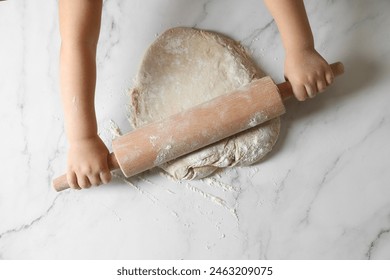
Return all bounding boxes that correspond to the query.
[278,62,344,101]
[52,152,120,192]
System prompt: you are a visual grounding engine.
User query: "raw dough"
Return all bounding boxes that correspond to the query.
[129,27,280,180]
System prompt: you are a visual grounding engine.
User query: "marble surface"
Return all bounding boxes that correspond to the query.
[0,0,390,260]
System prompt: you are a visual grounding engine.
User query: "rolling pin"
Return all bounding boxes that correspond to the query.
[53,62,344,191]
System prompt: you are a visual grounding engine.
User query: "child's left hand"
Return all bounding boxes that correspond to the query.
[284,48,334,101]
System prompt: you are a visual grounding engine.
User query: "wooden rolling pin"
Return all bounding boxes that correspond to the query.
[53,62,344,191]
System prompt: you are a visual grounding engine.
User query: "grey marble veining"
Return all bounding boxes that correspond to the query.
[0,0,390,259]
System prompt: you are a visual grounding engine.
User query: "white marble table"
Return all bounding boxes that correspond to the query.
[0,0,389,259]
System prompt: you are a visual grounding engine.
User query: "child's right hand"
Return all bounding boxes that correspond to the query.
[67,135,112,189]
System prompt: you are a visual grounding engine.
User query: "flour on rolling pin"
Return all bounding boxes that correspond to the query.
[108,123,240,218]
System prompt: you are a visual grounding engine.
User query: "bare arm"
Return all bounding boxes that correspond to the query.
[59,0,111,189]
[264,0,334,100]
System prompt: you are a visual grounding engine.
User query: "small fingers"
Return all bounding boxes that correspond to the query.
[317,78,328,93]
[325,70,334,85]
[88,173,102,187]
[292,84,308,101]
[77,174,91,189]
[67,171,80,190]
[89,165,112,187]
[100,171,112,185]
[69,169,111,190]
[305,82,318,99]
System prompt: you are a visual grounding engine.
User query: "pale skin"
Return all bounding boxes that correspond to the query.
[59,0,111,189]
[59,0,333,189]
[263,0,334,100]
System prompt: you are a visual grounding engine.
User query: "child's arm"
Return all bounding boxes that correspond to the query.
[59,0,111,189]
[263,0,334,101]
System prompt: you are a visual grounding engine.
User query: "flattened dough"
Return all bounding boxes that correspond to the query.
[129,27,280,180]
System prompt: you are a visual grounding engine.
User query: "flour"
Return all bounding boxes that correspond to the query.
[149,135,158,147]
[154,144,173,165]
[203,177,239,192]
[109,119,123,139]
[129,27,280,180]
[248,112,268,128]
[185,183,238,219]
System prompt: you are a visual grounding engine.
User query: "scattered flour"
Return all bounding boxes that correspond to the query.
[185,183,238,220]
[109,119,123,139]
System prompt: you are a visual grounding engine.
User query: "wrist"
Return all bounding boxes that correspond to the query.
[285,44,315,56]
[64,118,98,145]
[68,134,99,145]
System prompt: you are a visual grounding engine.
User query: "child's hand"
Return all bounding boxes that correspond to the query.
[284,48,334,101]
[67,135,112,189]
